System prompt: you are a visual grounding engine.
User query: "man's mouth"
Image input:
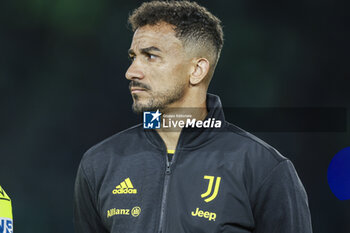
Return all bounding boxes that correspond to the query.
[130,87,147,93]
[129,81,150,94]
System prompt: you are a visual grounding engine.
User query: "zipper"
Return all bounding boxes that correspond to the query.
[157,150,172,233]
[156,128,184,233]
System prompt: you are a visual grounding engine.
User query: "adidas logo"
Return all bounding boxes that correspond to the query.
[112,178,137,194]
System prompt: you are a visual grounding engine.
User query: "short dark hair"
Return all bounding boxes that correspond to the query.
[128,0,224,66]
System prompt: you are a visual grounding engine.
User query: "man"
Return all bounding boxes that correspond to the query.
[74,1,312,233]
[0,185,13,233]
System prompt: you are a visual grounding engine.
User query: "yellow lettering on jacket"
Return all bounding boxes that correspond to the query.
[191,207,217,221]
[107,208,130,218]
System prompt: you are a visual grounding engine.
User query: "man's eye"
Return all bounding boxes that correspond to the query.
[146,54,157,60]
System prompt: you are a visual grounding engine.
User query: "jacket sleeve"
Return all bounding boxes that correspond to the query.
[252,160,313,233]
[73,163,109,233]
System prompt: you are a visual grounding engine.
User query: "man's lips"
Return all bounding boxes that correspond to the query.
[130,87,147,93]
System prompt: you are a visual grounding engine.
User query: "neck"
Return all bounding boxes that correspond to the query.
[156,91,208,151]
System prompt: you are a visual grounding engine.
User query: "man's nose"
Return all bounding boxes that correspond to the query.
[125,60,144,80]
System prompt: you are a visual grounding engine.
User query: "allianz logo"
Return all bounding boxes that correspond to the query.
[107,207,141,218]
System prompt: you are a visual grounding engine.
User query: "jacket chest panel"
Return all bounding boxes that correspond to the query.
[98,151,164,232]
[163,151,254,232]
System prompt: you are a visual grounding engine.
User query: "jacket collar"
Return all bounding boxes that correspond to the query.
[144,93,226,150]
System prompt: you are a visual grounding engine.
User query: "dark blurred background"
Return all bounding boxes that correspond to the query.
[1,0,349,232]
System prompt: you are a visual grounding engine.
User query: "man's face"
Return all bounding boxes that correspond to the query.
[126,22,192,113]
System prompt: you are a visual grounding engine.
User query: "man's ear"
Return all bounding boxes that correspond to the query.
[189,58,210,85]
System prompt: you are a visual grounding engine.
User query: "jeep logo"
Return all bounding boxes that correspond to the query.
[191,207,217,221]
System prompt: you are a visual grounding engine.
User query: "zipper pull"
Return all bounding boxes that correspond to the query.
[166,164,171,174]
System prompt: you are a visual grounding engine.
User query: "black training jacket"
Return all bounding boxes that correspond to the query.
[74,93,313,233]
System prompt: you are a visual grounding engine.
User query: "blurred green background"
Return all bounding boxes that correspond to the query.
[1,0,349,232]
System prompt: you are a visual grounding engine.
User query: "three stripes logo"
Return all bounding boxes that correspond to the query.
[112,178,137,194]
[201,176,221,202]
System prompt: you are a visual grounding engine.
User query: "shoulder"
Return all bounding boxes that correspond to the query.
[221,122,300,199]
[223,121,287,164]
[85,124,143,155]
[79,124,143,171]
[221,122,291,189]
[0,185,13,221]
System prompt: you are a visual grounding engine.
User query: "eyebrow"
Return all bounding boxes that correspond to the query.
[128,46,162,56]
